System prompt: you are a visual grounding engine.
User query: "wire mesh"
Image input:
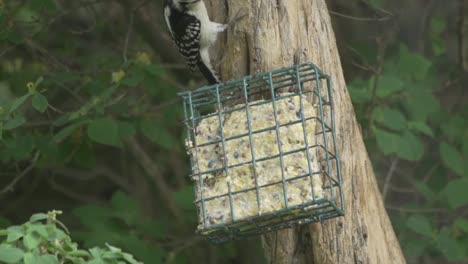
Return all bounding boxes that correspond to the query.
[179,63,344,243]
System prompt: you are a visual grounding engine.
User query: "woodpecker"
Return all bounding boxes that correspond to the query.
[163,0,227,85]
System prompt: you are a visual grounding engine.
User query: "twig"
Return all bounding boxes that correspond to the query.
[329,10,391,22]
[123,11,135,62]
[0,152,40,195]
[50,78,86,104]
[422,164,438,183]
[365,37,388,135]
[360,0,394,17]
[347,46,376,73]
[48,103,66,114]
[382,158,398,201]
[0,45,18,58]
[24,38,70,71]
[122,0,151,62]
[165,236,202,264]
[0,174,41,214]
[386,205,446,213]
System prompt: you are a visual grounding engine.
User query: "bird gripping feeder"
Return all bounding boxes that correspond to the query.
[179,63,344,243]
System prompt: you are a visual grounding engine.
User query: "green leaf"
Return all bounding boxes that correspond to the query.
[6,226,24,242]
[412,180,438,202]
[23,232,41,250]
[377,74,404,98]
[432,37,446,56]
[443,179,468,210]
[436,227,465,260]
[144,64,162,77]
[29,224,48,238]
[431,16,447,34]
[395,131,424,161]
[368,0,384,8]
[430,16,447,55]
[117,121,136,140]
[0,245,24,264]
[439,142,464,176]
[87,118,121,147]
[37,255,59,264]
[454,218,468,233]
[89,247,104,258]
[373,107,407,131]
[408,121,434,137]
[68,249,91,258]
[406,215,433,237]
[402,238,429,258]
[23,252,35,264]
[398,44,432,80]
[374,128,400,155]
[140,119,175,150]
[9,94,31,114]
[2,135,35,161]
[3,115,26,130]
[122,252,142,264]
[111,192,137,212]
[3,31,23,44]
[111,191,139,225]
[32,94,48,113]
[24,254,59,264]
[404,89,440,122]
[72,205,114,231]
[375,129,424,160]
[28,0,56,11]
[441,116,465,142]
[29,213,48,223]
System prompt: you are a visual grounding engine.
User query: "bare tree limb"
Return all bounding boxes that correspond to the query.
[0,152,40,195]
[329,10,391,22]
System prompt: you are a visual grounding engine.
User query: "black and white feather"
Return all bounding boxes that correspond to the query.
[164,0,226,85]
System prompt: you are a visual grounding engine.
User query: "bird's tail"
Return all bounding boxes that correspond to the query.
[198,49,221,85]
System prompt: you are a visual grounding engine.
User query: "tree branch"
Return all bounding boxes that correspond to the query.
[0,152,40,195]
[127,137,183,222]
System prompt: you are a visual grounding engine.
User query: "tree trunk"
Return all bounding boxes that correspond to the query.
[205,0,406,263]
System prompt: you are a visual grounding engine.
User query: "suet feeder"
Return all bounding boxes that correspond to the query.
[178,63,344,243]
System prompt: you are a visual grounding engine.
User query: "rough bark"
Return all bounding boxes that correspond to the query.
[204,0,406,263]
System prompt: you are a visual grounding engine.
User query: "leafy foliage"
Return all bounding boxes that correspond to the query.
[0,211,141,264]
[72,192,167,264]
[348,10,468,262]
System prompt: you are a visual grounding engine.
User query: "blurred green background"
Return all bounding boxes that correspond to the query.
[0,0,467,263]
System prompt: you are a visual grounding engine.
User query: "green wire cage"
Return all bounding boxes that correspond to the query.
[179,63,344,243]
